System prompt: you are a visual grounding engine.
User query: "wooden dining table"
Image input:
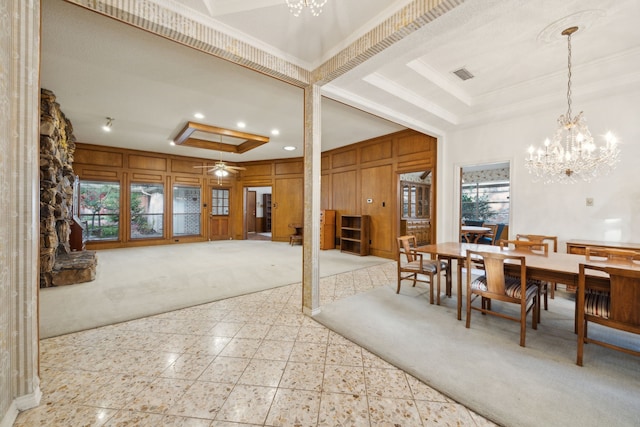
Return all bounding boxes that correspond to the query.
[415,242,610,320]
[460,225,492,243]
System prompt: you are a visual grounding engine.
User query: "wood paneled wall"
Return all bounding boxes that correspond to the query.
[73,128,437,258]
[321,129,437,259]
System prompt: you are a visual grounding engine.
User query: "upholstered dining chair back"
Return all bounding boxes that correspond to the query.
[577,262,640,365]
[465,250,539,347]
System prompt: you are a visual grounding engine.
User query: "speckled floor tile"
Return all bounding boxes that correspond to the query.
[209,322,245,337]
[186,336,232,356]
[160,414,213,426]
[406,375,452,402]
[104,409,165,426]
[265,388,321,426]
[253,339,295,361]
[288,341,327,364]
[218,337,262,358]
[322,365,366,395]
[161,353,216,380]
[279,362,325,392]
[296,326,330,344]
[264,324,301,341]
[317,392,370,427]
[166,380,233,419]
[215,384,277,424]
[367,396,423,426]
[128,377,193,414]
[325,343,364,366]
[415,400,478,426]
[14,403,117,427]
[80,373,153,408]
[198,356,251,383]
[237,359,286,387]
[24,262,496,427]
[364,367,413,399]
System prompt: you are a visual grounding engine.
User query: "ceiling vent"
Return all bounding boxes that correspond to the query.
[453,67,474,81]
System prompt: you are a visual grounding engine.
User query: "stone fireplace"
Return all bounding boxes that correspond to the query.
[40,88,96,287]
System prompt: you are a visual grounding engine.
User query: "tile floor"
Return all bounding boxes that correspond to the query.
[16,262,496,426]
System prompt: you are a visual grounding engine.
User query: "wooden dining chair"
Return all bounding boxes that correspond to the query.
[396,235,446,304]
[288,223,303,245]
[477,223,498,245]
[465,250,539,347]
[500,239,550,313]
[576,262,640,366]
[516,234,559,300]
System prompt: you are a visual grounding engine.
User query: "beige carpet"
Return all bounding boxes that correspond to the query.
[314,282,640,427]
[40,241,390,338]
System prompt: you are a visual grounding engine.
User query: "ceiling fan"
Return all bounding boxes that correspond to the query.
[193,160,246,177]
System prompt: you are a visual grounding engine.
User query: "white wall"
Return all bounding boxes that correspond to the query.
[438,89,640,251]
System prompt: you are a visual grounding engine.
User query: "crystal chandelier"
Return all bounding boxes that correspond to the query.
[286,0,327,17]
[526,27,620,183]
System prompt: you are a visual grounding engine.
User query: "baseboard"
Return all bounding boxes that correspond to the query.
[15,383,42,410]
[1,382,42,427]
[0,402,18,427]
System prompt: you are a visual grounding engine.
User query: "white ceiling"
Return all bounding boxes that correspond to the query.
[40,0,640,163]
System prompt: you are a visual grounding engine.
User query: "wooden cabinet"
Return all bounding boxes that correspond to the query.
[263,194,272,232]
[566,240,640,255]
[400,219,431,246]
[320,210,336,250]
[340,215,370,256]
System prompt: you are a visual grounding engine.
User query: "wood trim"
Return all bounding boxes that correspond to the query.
[173,121,269,154]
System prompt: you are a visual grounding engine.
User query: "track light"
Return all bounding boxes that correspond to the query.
[102,117,114,132]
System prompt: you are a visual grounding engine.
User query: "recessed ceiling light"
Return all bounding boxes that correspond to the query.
[271,129,280,136]
[237,122,246,128]
[283,146,296,151]
[194,112,204,119]
[169,140,176,146]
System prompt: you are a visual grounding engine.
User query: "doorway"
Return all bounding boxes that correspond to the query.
[459,162,510,244]
[399,170,433,246]
[246,186,272,241]
[209,187,231,240]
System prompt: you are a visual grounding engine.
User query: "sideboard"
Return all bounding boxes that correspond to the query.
[566,239,640,255]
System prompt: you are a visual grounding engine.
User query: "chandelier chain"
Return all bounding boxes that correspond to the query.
[566,32,572,120]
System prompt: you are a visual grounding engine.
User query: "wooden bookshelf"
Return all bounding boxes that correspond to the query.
[340,215,370,256]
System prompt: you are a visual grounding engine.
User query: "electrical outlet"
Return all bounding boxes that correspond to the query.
[586,198,594,207]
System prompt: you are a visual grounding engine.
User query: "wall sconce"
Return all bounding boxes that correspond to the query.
[102,117,114,132]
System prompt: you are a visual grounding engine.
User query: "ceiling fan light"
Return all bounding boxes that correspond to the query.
[214,169,229,177]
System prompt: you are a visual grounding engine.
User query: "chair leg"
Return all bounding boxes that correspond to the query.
[436,270,441,305]
[466,291,472,329]
[520,302,527,347]
[428,273,434,304]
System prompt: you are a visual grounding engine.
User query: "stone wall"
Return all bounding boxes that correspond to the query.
[39,88,77,287]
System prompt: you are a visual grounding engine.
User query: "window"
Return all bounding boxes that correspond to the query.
[130,183,164,239]
[401,182,430,219]
[78,180,120,241]
[461,181,510,224]
[172,186,201,236]
[211,188,229,215]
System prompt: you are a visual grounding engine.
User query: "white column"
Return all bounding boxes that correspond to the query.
[0,1,42,425]
[302,84,321,315]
